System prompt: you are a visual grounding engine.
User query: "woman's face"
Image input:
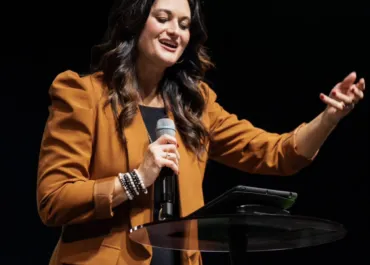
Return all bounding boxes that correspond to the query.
[137,0,191,69]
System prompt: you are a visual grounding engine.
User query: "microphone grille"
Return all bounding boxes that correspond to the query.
[156,118,176,138]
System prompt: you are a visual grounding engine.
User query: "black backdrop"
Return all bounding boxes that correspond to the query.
[1,1,368,264]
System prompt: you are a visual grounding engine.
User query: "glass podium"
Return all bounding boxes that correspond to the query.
[129,186,347,265]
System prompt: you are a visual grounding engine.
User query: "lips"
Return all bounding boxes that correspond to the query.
[158,39,178,52]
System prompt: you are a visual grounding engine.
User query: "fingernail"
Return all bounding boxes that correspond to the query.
[351,88,355,92]
[320,94,325,99]
[332,91,336,96]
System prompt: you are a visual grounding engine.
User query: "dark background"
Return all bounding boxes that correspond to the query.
[1,1,368,264]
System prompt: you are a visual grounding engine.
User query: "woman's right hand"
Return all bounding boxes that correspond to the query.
[137,134,180,188]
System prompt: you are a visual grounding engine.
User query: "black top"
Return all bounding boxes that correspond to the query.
[138,105,181,265]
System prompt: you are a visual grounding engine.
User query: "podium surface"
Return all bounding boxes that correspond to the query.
[129,212,346,252]
[129,185,347,265]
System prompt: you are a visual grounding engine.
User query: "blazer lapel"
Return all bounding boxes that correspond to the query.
[167,111,203,217]
[124,107,149,172]
[125,107,153,226]
[124,106,154,257]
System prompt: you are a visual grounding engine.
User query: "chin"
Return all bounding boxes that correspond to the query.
[156,56,179,68]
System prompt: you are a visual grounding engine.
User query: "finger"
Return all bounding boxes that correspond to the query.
[350,85,364,102]
[338,72,357,93]
[162,152,179,166]
[159,158,179,175]
[161,144,180,160]
[156,134,178,146]
[320,93,344,110]
[331,90,353,104]
[356,78,365,91]
[342,71,357,87]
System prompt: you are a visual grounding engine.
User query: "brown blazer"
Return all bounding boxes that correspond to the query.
[37,70,314,265]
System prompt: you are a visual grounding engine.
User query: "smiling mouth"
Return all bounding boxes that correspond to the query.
[158,39,178,52]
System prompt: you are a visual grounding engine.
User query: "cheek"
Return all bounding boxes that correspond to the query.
[144,19,163,39]
[181,33,190,49]
[138,27,159,54]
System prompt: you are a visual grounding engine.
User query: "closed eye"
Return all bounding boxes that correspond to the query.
[180,20,190,30]
[157,17,168,23]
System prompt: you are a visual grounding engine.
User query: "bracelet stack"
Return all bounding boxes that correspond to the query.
[118,169,148,200]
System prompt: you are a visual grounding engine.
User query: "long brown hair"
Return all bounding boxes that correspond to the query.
[90,0,214,158]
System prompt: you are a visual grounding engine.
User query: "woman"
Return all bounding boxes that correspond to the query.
[36,0,365,264]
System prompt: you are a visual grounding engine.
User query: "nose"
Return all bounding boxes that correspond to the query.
[166,21,180,36]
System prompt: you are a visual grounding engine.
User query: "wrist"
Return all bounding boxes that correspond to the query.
[136,167,150,188]
[116,170,148,201]
[321,110,340,129]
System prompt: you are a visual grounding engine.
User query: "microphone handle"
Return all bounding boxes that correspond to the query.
[159,167,175,219]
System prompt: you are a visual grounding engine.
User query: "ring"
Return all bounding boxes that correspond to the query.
[165,152,170,159]
[344,102,355,109]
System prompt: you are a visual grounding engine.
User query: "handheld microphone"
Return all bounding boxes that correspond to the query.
[156,118,177,220]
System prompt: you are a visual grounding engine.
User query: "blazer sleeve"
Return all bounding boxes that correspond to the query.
[37,70,117,227]
[203,83,316,176]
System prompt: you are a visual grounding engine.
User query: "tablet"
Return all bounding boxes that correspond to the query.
[189,185,298,217]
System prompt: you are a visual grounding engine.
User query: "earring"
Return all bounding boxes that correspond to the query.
[176,59,184,64]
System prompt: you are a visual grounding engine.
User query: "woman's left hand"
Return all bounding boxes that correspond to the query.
[319,72,365,125]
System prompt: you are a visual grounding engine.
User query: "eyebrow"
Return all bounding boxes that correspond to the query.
[153,8,191,21]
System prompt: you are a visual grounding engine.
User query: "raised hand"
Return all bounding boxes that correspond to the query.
[320,72,365,125]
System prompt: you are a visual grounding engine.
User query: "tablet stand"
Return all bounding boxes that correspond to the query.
[129,186,347,265]
[227,204,285,265]
[228,217,248,265]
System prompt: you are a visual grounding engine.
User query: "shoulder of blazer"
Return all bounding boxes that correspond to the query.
[81,71,107,107]
[198,80,218,110]
[56,70,107,144]
[52,70,106,106]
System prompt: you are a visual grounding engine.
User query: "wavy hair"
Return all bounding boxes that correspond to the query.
[90,0,214,158]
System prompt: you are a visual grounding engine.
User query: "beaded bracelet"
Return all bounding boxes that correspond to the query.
[130,169,148,194]
[118,173,133,200]
[117,169,148,200]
